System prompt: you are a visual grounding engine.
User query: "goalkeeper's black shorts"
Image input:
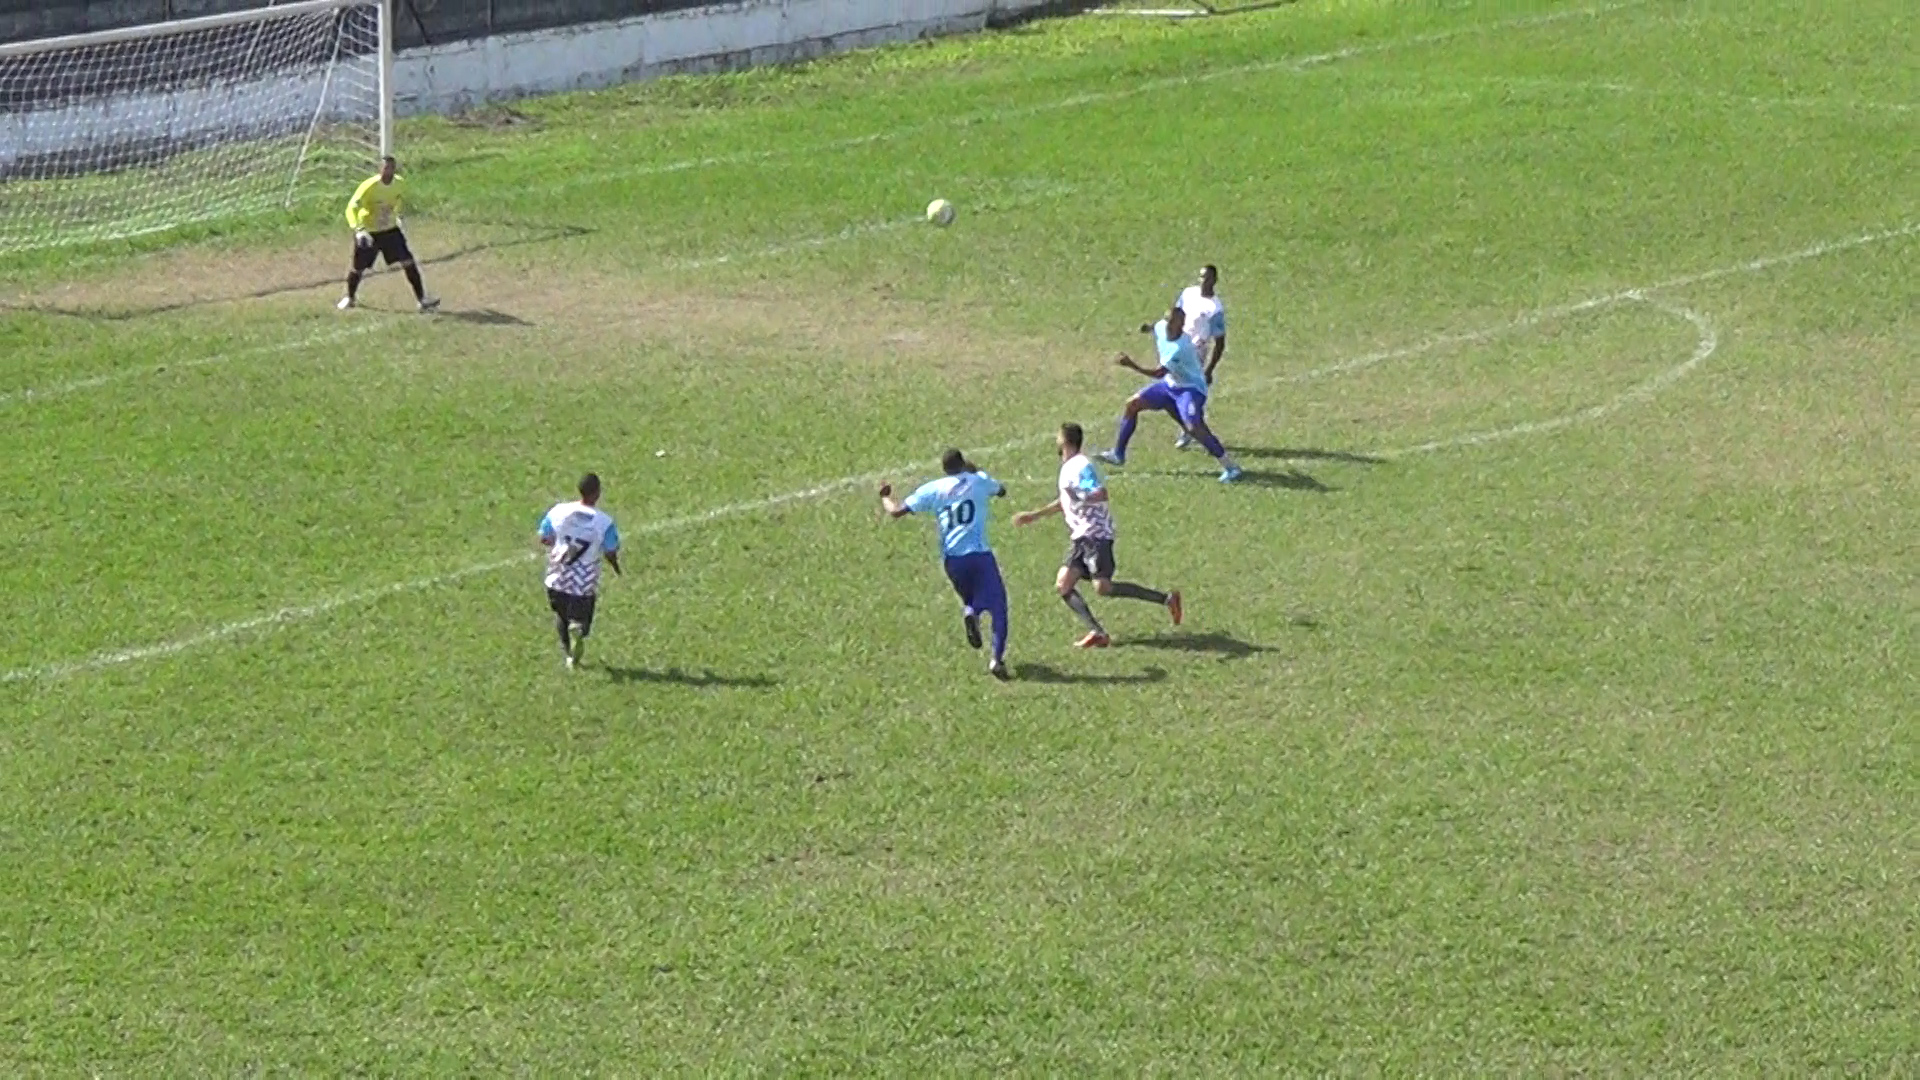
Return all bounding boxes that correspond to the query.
[352,227,413,271]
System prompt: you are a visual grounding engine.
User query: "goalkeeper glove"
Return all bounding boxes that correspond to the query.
[354,229,373,247]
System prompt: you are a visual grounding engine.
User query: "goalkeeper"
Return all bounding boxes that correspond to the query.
[337,155,437,312]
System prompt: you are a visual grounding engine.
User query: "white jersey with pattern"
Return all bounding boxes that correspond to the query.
[540,501,620,596]
[1058,453,1115,541]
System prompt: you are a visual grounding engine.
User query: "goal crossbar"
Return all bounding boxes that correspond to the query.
[0,0,373,60]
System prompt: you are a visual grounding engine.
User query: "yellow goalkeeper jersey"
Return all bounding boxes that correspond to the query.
[345,174,407,232]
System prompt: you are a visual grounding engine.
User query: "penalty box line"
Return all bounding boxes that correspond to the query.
[0,323,383,409]
[2,219,1913,685]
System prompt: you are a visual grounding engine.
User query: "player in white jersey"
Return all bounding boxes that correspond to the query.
[537,472,623,669]
[1013,423,1182,648]
[1170,265,1227,450]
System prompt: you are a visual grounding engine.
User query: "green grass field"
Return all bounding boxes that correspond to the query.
[3,0,1916,1071]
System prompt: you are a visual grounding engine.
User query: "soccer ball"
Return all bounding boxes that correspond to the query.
[926,198,956,227]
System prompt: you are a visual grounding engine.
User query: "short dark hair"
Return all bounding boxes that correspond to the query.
[1202,263,1218,277]
[941,448,969,475]
[578,472,601,500]
[1059,422,1084,451]
[381,154,396,165]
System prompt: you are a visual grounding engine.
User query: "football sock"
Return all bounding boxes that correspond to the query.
[1109,581,1168,605]
[345,270,362,299]
[1114,414,1139,457]
[403,265,426,300]
[1062,590,1104,633]
[1197,429,1229,459]
[988,604,1009,662]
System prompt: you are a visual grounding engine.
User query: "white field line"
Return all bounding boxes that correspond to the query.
[1227,220,1920,398]
[1011,298,1718,472]
[0,3,1642,414]
[552,0,1647,194]
[0,432,1051,685]
[0,323,384,409]
[664,183,1077,270]
[670,216,920,270]
[3,218,1910,685]
[2,186,1065,411]
[1386,295,1719,456]
[1480,74,1917,116]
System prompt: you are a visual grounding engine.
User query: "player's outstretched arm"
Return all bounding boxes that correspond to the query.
[877,483,913,519]
[605,551,623,576]
[1012,499,1062,527]
[1115,352,1166,378]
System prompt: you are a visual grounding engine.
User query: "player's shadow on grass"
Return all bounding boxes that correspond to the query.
[601,665,777,689]
[438,307,531,327]
[1235,468,1334,492]
[1119,631,1276,660]
[1230,445,1388,466]
[1016,663,1167,685]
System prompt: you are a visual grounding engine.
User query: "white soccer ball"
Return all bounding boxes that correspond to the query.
[926,198,956,227]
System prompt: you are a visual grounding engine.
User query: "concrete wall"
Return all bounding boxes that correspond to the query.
[393,0,1061,115]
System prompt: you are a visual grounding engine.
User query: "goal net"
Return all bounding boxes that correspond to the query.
[0,0,389,254]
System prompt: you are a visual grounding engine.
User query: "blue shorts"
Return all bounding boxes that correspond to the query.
[943,552,1007,615]
[1137,381,1208,429]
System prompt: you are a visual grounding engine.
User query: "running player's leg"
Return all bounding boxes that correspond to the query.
[568,594,598,665]
[1108,384,1178,465]
[381,230,437,310]
[944,555,984,649]
[976,554,1012,676]
[1088,540,1182,623]
[1178,391,1241,480]
[1058,544,1109,646]
[342,234,378,307]
[547,589,574,660]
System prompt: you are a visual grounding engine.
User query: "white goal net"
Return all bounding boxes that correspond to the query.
[0,0,389,253]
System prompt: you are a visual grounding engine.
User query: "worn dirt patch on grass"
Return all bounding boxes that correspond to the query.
[1,220,584,321]
[4,221,1070,393]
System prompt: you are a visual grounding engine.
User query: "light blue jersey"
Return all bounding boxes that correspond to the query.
[1155,319,1208,393]
[905,471,1004,558]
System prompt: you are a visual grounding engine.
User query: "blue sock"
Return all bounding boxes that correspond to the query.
[1198,428,1228,458]
[1114,414,1138,457]
[989,604,1009,662]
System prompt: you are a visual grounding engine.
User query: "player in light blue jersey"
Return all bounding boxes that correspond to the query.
[880,448,1012,679]
[1172,264,1227,450]
[1097,305,1243,482]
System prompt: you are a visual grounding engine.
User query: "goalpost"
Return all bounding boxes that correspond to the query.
[0,0,390,254]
